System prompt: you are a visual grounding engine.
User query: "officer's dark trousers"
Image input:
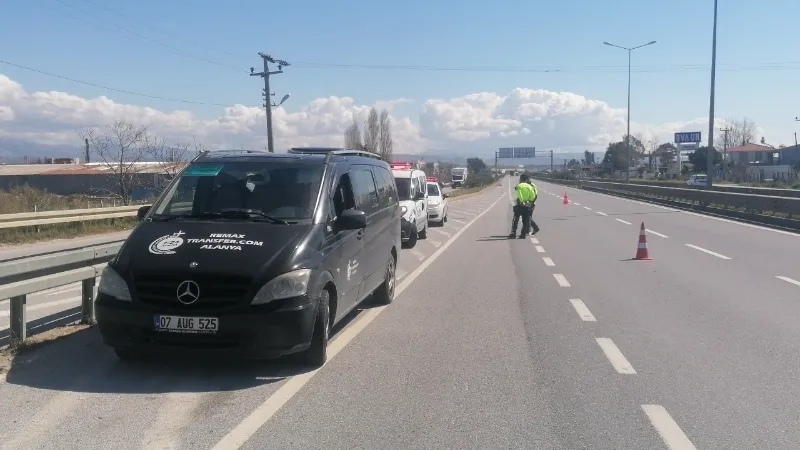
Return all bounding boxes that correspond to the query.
[511,204,537,236]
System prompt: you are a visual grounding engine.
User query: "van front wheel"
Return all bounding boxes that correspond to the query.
[300,290,330,368]
[373,255,396,305]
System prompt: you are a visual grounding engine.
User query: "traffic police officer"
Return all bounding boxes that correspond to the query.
[508,173,540,239]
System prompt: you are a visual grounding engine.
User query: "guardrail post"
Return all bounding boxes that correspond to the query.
[81,277,96,324]
[10,295,27,342]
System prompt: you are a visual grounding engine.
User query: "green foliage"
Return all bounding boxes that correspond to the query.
[602,135,645,171]
[688,146,722,173]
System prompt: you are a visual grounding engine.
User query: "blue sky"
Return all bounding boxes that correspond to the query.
[1,0,799,153]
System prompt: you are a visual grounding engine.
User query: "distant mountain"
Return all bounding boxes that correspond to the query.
[0,139,84,164]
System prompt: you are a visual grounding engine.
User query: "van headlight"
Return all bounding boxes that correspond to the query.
[251,269,311,305]
[400,205,408,215]
[98,266,132,301]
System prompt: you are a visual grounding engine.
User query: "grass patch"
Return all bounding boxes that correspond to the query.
[449,186,487,198]
[0,217,139,246]
[0,323,94,377]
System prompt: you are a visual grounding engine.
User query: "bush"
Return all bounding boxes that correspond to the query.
[0,186,131,214]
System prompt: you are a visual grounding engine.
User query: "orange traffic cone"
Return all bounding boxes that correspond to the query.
[634,222,652,260]
[562,192,569,205]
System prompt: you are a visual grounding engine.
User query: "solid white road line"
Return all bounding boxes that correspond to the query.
[615,219,632,225]
[542,257,555,267]
[583,206,592,211]
[395,269,408,281]
[776,276,800,287]
[430,228,451,237]
[529,237,539,244]
[596,211,608,216]
[646,229,669,238]
[450,218,467,224]
[210,193,508,450]
[45,285,80,297]
[595,338,636,374]
[0,297,80,318]
[553,274,571,287]
[641,405,698,450]
[535,246,545,253]
[569,299,596,322]
[685,244,731,260]
[427,238,442,248]
[409,249,426,261]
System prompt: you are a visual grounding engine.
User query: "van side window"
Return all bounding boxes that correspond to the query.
[351,168,379,214]
[379,168,398,206]
[332,173,356,218]
[371,168,389,208]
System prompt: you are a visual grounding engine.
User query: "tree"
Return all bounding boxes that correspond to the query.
[363,108,380,153]
[567,158,581,171]
[602,135,644,171]
[688,146,722,173]
[466,157,487,175]
[78,121,150,205]
[583,150,596,165]
[716,117,757,147]
[344,120,363,150]
[148,136,190,180]
[378,108,394,162]
[654,142,677,168]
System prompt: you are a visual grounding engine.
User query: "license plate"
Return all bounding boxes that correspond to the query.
[153,315,219,334]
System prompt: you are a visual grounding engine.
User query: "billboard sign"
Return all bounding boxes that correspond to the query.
[674,132,702,144]
[498,148,514,158]
[497,147,536,158]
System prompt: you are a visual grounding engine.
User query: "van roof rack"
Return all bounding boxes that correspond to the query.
[287,147,382,163]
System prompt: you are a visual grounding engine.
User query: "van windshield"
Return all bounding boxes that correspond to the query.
[394,178,413,201]
[151,161,324,222]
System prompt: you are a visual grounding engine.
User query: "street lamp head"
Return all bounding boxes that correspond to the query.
[603,41,613,46]
[647,40,657,45]
[278,93,291,106]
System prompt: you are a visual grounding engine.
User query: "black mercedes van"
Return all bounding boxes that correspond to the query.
[94,148,401,367]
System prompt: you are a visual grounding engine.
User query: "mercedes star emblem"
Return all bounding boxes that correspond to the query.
[176,280,200,305]
[189,261,198,268]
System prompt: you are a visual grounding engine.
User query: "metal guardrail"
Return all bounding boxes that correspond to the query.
[581,178,800,198]
[0,205,147,230]
[0,240,126,343]
[535,177,800,230]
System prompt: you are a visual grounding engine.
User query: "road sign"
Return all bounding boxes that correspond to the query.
[674,132,702,144]
[513,147,536,158]
[498,148,514,158]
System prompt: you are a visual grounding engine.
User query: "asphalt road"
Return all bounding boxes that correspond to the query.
[2,177,800,448]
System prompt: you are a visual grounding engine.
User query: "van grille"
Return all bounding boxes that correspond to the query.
[133,272,251,309]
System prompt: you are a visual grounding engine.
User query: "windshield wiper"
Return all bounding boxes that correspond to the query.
[151,210,290,224]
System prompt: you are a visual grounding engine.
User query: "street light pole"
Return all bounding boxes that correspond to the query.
[707,0,719,186]
[604,40,657,182]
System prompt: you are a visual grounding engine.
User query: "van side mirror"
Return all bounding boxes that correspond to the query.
[337,208,367,230]
[442,193,449,199]
[137,205,151,220]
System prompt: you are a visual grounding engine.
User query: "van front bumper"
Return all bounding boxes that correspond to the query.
[95,293,317,359]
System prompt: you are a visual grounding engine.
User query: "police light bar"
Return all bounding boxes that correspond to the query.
[426,176,437,182]
[390,162,413,170]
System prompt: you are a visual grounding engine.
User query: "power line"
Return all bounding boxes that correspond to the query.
[0,59,256,107]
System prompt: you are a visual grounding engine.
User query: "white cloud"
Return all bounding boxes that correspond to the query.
[0,74,769,160]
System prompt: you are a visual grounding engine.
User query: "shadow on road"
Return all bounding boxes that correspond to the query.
[476,235,512,242]
[4,301,371,395]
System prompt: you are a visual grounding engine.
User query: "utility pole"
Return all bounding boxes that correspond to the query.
[719,127,730,180]
[549,150,554,175]
[84,138,90,163]
[250,53,289,153]
[707,0,719,187]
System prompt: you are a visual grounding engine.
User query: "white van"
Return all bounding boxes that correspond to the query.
[391,163,428,247]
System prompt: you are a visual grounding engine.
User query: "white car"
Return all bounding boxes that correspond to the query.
[391,164,428,246]
[426,181,449,225]
[686,174,708,186]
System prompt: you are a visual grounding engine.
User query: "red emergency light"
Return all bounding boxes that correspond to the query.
[426,176,437,182]
[390,162,413,170]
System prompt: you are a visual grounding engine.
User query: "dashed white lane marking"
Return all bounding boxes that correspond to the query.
[427,238,442,248]
[409,249,426,261]
[542,257,555,267]
[569,299,596,321]
[596,211,608,216]
[573,202,581,206]
[0,297,80,317]
[529,237,539,244]
[776,276,800,287]
[641,405,698,450]
[583,206,592,211]
[616,218,632,225]
[595,338,636,374]
[646,229,669,238]
[430,228,451,237]
[396,269,408,281]
[209,191,508,450]
[685,244,731,260]
[450,218,467,224]
[535,246,546,253]
[553,274,571,287]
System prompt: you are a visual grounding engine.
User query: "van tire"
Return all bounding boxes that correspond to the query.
[301,290,330,368]
[114,348,141,361]
[405,225,418,248]
[373,255,396,305]
[418,223,427,239]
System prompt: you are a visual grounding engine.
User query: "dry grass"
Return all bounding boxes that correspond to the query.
[0,186,142,245]
[0,323,94,377]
